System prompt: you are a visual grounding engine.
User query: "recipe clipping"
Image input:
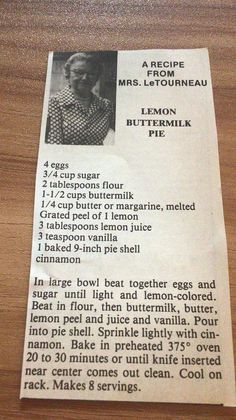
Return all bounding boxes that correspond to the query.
[20,49,236,405]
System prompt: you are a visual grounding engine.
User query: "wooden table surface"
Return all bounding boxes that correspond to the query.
[0,1,235,418]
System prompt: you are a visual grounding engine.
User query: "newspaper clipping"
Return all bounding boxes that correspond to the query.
[20,49,235,405]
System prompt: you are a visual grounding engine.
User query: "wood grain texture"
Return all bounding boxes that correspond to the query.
[0,1,235,418]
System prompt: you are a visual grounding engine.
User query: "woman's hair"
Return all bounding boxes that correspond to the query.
[64,52,102,80]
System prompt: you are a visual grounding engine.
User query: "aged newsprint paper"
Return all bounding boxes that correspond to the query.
[20,49,235,405]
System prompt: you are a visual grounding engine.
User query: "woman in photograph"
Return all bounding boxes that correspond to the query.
[46,52,114,145]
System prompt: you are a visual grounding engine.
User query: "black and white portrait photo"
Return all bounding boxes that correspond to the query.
[45,51,117,145]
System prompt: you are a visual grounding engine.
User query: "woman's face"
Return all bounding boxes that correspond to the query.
[69,59,98,97]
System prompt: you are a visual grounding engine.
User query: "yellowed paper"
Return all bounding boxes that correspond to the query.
[20,49,235,405]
